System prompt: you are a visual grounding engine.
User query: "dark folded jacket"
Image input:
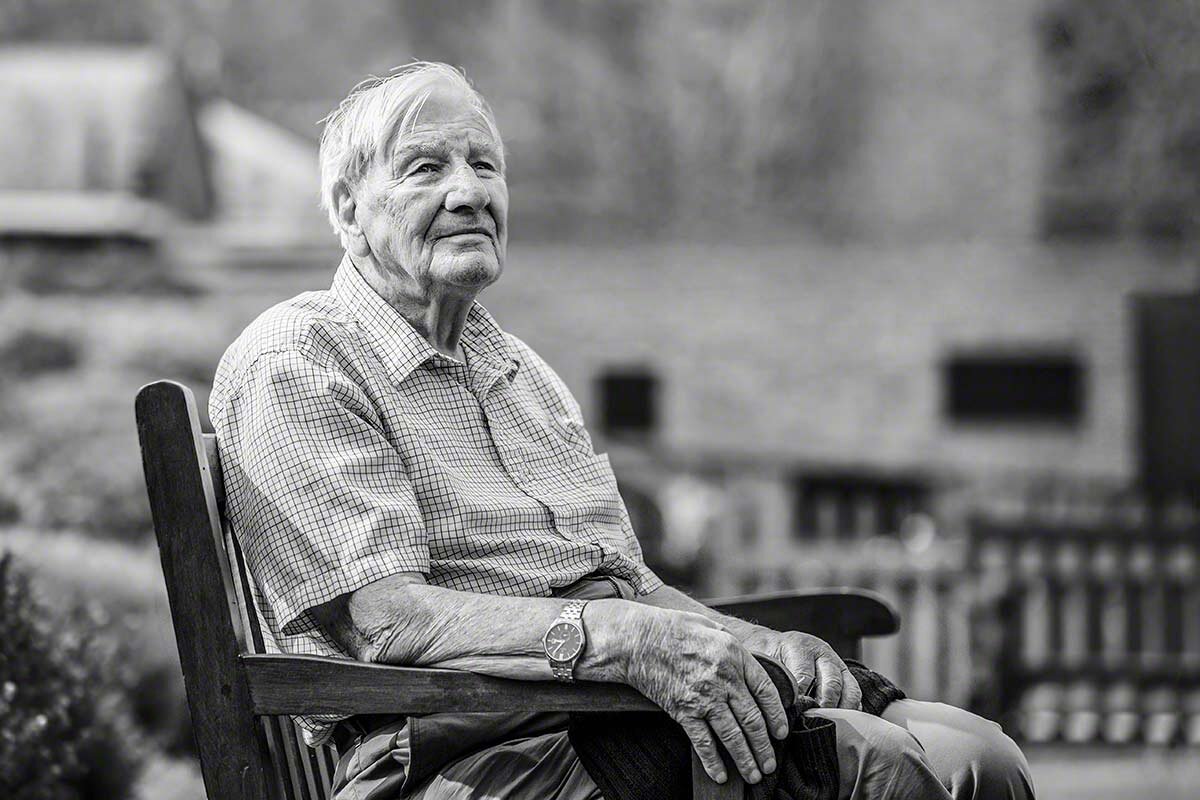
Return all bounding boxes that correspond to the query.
[569,657,905,800]
[845,659,906,718]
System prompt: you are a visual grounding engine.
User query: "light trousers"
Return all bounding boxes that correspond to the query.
[812,699,1035,800]
[334,698,1034,799]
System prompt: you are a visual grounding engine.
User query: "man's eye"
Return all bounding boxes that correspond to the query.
[472,161,497,173]
[411,163,440,175]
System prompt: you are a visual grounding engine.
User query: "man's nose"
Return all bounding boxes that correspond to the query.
[444,163,488,213]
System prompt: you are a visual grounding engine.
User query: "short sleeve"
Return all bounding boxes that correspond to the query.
[216,350,428,636]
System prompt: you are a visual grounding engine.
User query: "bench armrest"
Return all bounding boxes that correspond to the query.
[706,587,900,643]
[242,589,898,718]
[242,653,658,717]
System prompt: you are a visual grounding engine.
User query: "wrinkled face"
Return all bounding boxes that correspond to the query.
[352,81,507,294]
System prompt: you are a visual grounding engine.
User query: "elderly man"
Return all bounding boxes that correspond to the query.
[211,63,1033,799]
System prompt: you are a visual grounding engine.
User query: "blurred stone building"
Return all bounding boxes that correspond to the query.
[472,0,1200,541]
[0,47,210,241]
[0,44,330,281]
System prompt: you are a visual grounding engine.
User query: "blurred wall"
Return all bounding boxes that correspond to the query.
[486,240,1194,486]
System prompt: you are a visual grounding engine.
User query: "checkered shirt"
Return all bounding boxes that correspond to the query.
[209,255,662,746]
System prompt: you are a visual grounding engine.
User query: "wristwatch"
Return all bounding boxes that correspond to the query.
[543,599,589,682]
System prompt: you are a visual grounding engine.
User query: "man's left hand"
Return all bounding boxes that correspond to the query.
[740,628,862,710]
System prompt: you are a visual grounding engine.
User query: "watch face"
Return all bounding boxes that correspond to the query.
[545,622,583,661]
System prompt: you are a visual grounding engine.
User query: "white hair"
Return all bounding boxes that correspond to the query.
[317,61,503,237]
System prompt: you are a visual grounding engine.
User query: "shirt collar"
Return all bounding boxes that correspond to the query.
[331,254,520,383]
[461,299,521,380]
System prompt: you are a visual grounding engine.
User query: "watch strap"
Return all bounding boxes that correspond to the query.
[560,598,587,623]
[548,599,589,682]
[551,660,575,682]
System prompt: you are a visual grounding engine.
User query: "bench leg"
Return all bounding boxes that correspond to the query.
[691,751,744,800]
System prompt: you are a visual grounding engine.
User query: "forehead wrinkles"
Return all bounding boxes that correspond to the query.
[386,122,503,171]
[380,94,501,165]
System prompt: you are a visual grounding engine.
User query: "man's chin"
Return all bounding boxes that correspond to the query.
[431,254,502,290]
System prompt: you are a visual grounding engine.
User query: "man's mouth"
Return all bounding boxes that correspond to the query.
[437,228,491,239]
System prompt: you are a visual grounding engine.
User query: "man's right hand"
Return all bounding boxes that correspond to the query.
[615,606,790,785]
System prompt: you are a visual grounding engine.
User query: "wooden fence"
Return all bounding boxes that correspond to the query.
[713,543,974,708]
[968,516,1200,746]
[685,468,976,709]
[617,456,1200,746]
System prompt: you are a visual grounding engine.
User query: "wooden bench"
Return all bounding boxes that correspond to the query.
[135,380,900,800]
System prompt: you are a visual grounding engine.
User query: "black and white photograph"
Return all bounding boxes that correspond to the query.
[1,2,1198,799]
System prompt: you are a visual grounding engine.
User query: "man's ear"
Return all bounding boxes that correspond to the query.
[332,179,370,257]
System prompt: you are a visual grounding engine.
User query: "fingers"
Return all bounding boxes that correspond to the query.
[814,653,845,708]
[777,644,817,700]
[839,667,863,710]
[708,706,763,784]
[728,688,778,778]
[792,661,815,699]
[743,653,789,740]
[679,719,728,784]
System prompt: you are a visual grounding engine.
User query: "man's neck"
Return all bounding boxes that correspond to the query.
[349,253,476,360]
[412,290,474,360]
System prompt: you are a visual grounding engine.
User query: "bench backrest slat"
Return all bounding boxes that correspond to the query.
[139,380,338,800]
[136,380,275,800]
[203,433,271,655]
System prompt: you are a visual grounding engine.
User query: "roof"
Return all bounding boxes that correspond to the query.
[0,190,174,241]
[0,46,212,234]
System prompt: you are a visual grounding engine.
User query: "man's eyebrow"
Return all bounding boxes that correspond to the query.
[391,139,449,165]
[468,136,504,164]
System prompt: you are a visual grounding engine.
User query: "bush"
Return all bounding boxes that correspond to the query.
[0,240,204,298]
[2,374,154,540]
[0,531,195,758]
[0,552,145,800]
[0,331,81,379]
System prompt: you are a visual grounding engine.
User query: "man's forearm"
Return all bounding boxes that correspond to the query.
[319,575,798,783]
[637,584,764,642]
[314,573,633,683]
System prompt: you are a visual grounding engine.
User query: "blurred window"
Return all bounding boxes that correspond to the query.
[597,369,657,438]
[791,473,930,541]
[943,353,1085,425]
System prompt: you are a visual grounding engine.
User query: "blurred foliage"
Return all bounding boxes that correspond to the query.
[1038,0,1200,238]
[122,343,219,390]
[3,372,153,539]
[0,330,80,379]
[0,552,145,800]
[0,495,19,525]
[0,243,225,538]
[0,241,204,297]
[1,531,196,758]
